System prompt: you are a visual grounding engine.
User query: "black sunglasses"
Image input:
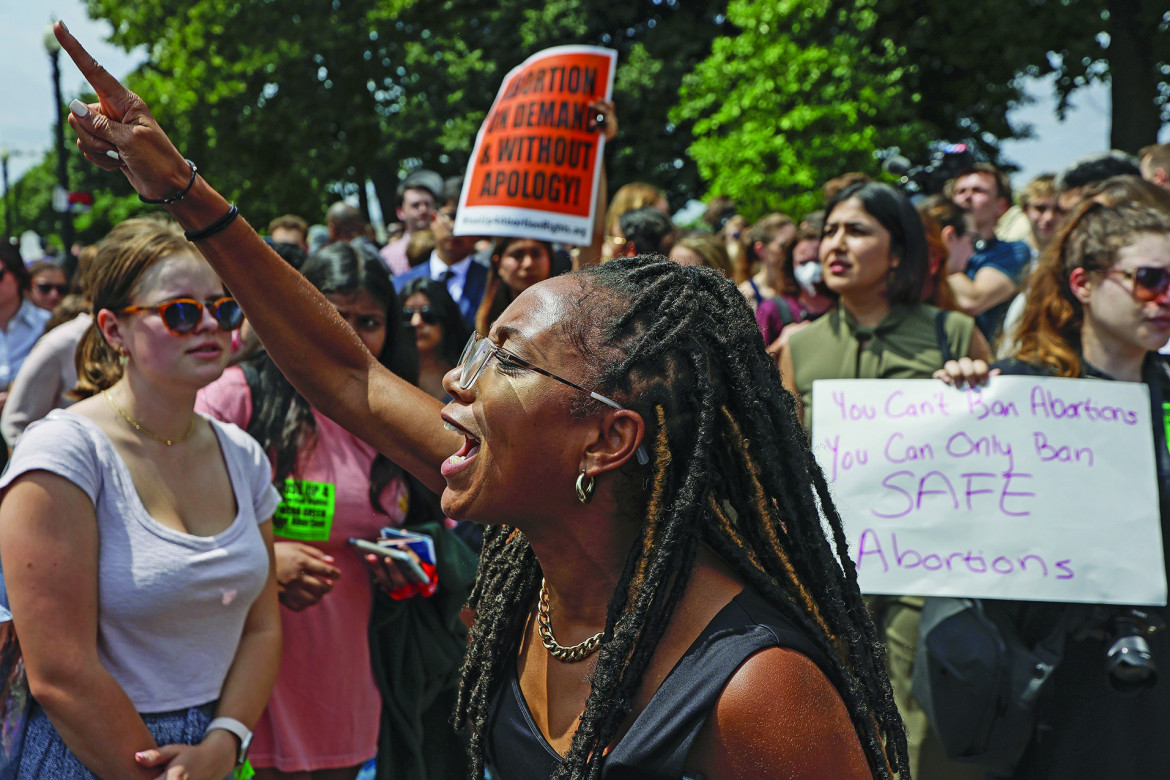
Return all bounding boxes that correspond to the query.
[402,305,440,325]
[34,282,69,296]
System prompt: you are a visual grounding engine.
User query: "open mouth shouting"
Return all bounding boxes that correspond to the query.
[440,417,481,477]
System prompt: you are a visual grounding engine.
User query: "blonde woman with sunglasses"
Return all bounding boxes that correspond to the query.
[0,217,281,780]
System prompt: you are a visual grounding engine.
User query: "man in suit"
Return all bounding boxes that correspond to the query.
[393,177,486,329]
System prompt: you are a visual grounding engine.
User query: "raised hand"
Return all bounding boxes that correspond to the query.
[51,21,192,201]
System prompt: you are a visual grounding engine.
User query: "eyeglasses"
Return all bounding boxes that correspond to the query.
[34,282,69,296]
[118,296,244,335]
[456,332,650,466]
[1104,267,1170,302]
[403,305,439,326]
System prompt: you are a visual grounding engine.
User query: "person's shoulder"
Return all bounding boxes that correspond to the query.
[2,409,105,495]
[467,258,489,280]
[979,240,1031,271]
[203,411,257,452]
[931,305,977,335]
[991,356,1051,376]
[787,309,835,346]
[691,646,870,779]
[393,263,428,289]
[36,312,91,347]
[19,408,94,439]
[204,365,249,392]
[195,365,253,426]
[18,298,51,327]
[756,296,779,317]
[1004,239,1032,258]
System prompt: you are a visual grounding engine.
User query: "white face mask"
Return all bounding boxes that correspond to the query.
[793,261,823,296]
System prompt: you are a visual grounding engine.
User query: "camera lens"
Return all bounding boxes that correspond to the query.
[1105,621,1158,692]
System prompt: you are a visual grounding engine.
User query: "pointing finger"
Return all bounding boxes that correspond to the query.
[53,22,133,120]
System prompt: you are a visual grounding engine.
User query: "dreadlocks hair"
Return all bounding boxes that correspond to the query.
[453,256,909,779]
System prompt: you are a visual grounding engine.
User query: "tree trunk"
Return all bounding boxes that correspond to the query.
[1108,0,1162,154]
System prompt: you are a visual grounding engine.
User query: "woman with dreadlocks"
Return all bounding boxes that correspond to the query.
[55,23,908,779]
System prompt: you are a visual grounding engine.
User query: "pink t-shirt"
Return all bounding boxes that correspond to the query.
[197,367,408,771]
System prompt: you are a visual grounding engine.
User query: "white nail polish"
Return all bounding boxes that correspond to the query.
[69,100,89,118]
[106,150,121,161]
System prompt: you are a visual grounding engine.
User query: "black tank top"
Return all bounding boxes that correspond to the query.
[485,586,838,779]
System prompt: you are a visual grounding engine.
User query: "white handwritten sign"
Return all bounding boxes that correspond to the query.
[811,377,1166,605]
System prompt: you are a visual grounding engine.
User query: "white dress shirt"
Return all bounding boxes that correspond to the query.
[427,252,474,304]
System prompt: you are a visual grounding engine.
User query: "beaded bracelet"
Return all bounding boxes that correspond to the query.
[184,204,240,243]
[139,159,198,205]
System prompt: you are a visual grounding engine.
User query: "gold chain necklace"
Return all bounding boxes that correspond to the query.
[536,578,604,663]
[103,390,196,446]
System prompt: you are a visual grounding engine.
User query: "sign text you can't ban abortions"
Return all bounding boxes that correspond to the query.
[811,377,1166,606]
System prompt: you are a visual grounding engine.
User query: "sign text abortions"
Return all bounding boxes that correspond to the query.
[811,377,1166,605]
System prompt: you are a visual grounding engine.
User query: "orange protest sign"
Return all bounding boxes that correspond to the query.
[455,46,616,245]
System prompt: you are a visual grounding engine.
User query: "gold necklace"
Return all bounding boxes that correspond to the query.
[537,578,604,663]
[103,390,196,446]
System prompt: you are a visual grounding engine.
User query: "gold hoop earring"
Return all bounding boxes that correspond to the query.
[575,469,595,504]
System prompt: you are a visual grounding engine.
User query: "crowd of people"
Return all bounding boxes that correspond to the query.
[0,20,1168,780]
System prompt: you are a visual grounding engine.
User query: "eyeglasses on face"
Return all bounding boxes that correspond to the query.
[403,305,439,326]
[456,332,650,466]
[118,296,244,335]
[1104,266,1170,303]
[34,282,69,296]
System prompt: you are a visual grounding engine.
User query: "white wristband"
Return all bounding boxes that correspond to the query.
[204,716,252,765]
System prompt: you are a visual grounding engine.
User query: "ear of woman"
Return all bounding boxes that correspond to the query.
[1068,266,1093,304]
[582,408,645,477]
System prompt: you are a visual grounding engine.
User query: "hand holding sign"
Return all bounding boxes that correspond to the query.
[456,46,617,246]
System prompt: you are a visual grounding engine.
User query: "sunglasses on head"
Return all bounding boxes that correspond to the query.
[1104,266,1170,303]
[34,282,69,296]
[402,305,439,325]
[118,296,244,335]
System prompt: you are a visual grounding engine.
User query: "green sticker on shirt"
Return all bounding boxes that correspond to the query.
[1163,402,1170,455]
[273,478,335,541]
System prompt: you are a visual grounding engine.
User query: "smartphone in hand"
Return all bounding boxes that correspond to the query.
[348,538,431,585]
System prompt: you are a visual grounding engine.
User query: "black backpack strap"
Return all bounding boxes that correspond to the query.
[935,310,954,364]
[773,296,796,327]
[238,360,261,430]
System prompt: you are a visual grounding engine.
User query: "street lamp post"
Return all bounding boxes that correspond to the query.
[0,146,10,240]
[44,23,74,262]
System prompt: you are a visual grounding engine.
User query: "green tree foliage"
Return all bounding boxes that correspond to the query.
[861,0,1167,155]
[12,0,1164,243]
[676,0,1168,219]
[65,0,728,232]
[1040,0,1168,153]
[674,0,929,219]
[10,131,146,248]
